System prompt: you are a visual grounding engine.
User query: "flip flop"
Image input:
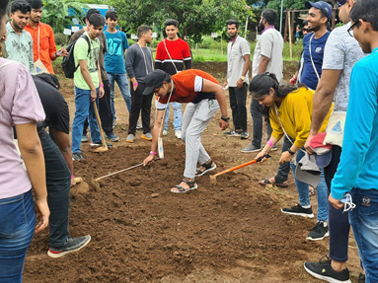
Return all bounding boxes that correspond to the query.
[259,178,289,188]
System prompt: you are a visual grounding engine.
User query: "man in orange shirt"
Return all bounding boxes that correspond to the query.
[24,0,67,74]
[143,69,229,193]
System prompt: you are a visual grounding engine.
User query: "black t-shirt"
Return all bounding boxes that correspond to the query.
[32,77,70,137]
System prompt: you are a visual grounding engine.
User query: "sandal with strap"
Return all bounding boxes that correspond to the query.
[170,179,198,193]
[259,177,289,188]
[195,160,217,177]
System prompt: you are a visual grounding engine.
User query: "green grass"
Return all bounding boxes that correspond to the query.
[191,40,303,62]
[54,37,302,70]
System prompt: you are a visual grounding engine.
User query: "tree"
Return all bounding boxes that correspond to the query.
[41,0,88,33]
[109,0,253,43]
[266,0,307,10]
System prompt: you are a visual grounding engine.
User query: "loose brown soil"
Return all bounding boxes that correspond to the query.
[23,61,361,283]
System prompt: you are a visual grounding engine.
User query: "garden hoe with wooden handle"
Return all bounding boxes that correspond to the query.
[210,154,271,186]
[90,158,161,190]
[92,102,108,153]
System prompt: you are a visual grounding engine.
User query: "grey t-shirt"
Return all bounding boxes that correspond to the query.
[322,22,365,112]
[125,43,153,83]
[227,36,250,86]
[252,28,283,82]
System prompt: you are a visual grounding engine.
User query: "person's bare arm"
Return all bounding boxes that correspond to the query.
[257,55,270,74]
[97,61,104,98]
[79,59,97,102]
[53,129,73,174]
[15,122,49,233]
[304,69,341,153]
[236,54,251,88]
[144,109,166,165]
[202,79,229,130]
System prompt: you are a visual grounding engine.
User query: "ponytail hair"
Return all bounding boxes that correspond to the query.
[249,72,307,100]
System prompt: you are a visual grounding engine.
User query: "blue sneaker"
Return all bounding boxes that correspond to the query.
[81,135,89,143]
[105,132,120,142]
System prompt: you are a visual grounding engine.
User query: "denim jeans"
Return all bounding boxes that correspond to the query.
[107,72,131,118]
[72,87,101,154]
[229,84,248,131]
[251,98,272,147]
[290,149,328,222]
[83,80,113,136]
[0,190,35,283]
[164,102,182,132]
[40,133,70,248]
[349,188,378,283]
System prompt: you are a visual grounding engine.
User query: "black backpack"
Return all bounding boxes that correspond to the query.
[61,34,91,79]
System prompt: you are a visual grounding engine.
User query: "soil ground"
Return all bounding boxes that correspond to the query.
[23,61,362,282]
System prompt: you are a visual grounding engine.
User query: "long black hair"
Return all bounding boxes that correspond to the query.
[249,72,306,100]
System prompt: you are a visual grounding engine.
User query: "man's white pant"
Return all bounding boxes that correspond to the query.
[181,99,219,179]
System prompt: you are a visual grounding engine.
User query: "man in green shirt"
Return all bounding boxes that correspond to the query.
[71,13,105,160]
[5,0,34,73]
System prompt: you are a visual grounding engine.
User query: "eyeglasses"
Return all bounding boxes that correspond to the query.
[302,28,309,32]
[347,21,360,37]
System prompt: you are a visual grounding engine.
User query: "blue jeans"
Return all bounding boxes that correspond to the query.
[164,102,182,132]
[72,87,101,153]
[290,149,328,222]
[0,190,35,283]
[107,72,131,119]
[349,188,378,283]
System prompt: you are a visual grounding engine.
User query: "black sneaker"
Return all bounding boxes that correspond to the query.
[358,272,365,283]
[224,130,241,137]
[47,235,91,258]
[271,145,278,151]
[281,204,314,218]
[90,141,113,148]
[72,153,85,161]
[306,221,329,241]
[304,256,351,283]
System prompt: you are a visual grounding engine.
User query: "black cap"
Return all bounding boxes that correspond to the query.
[142,69,167,95]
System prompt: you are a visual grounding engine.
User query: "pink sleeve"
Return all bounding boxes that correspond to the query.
[11,64,46,124]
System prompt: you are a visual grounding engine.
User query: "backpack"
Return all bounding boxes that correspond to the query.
[61,34,91,79]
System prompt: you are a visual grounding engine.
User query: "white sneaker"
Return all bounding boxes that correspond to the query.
[175,131,182,139]
[163,130,168,136]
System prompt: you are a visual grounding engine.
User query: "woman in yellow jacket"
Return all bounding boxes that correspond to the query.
[254,72,333,241]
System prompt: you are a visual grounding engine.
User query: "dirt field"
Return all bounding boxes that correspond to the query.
[23,62,362,282]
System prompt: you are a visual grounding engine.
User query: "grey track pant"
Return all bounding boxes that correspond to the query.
[181,99,220,179]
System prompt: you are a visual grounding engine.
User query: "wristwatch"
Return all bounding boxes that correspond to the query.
[240,76,246,82]
[287,148,295,155]
[221,116,230,122]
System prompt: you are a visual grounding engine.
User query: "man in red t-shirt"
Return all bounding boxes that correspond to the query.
[155,19,192,139]
[143,69,229,193]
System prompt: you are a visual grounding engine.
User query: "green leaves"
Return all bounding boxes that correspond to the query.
[41,0,88,33]
[109,0,253,43]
